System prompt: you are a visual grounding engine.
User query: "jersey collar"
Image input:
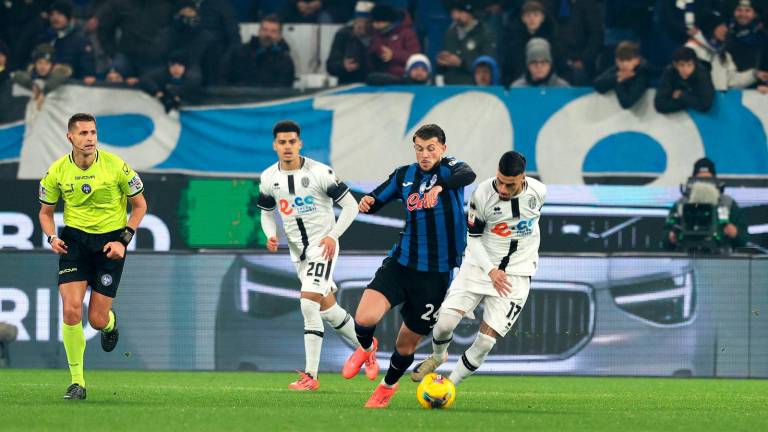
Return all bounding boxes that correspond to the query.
[69,149,99,171]
[278,156,305,172]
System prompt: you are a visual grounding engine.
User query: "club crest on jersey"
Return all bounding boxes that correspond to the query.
[301,177,310,188]
[419,174,438,194]
[81,183,92,194]
[529,196,537,209]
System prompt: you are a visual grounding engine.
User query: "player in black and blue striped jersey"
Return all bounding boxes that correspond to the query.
[341,124,476,408]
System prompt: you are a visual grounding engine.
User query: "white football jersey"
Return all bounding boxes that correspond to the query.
[466,176,546,276]
[257,157,350,262]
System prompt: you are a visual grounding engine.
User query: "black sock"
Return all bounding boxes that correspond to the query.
[384,350,414,386]
[354,321,376,350]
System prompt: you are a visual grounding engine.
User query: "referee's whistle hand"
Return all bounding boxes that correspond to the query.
[103,241,125,259]
[359,196,375,213]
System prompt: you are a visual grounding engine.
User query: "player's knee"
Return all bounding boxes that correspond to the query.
[62,302,83,325]
[300,298,323,331]
[433,317,457,339]
[87,310,109,330]
[354,309,379,327]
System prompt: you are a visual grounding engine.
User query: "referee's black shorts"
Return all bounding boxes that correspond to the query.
[368,257,451,335]
[57,226,126,298]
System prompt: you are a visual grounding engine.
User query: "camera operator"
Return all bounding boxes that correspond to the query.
[664,158,748,253]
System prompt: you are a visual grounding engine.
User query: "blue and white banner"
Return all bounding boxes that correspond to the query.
[4,85,768,184]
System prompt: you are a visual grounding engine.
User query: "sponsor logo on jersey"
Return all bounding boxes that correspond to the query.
[272,182,280,190]
[75,175,96,180]
[491,218,537,237]
[59,267,78,275]
[279,196,316,216]
[81,183,92,194]
[63,183,74,194]
[406,192,440,211]
[492,206,502,215]
[122,163,130,174]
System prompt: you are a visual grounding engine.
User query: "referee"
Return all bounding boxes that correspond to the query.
[342,124,476,408]
[38,113,147,400]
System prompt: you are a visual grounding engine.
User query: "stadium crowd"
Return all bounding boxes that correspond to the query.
[1,0,767,112]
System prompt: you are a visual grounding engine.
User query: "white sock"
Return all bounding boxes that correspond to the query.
[449,333,496,385]
[320,303,359,348]
[300,298,324,378]
[432,310,462,361]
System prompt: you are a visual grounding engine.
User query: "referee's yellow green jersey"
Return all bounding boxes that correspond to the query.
[39,150,144,234]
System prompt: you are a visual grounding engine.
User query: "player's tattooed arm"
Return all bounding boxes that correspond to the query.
[438,159,476,190]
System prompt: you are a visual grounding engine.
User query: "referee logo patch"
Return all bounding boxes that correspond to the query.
[81,183,92,194]
[101,274,113,287]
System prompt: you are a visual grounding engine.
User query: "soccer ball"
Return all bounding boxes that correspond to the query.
[416,373,456,409]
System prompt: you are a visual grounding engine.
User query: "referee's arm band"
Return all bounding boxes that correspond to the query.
[39,199,57,205]
[127,188,144,197]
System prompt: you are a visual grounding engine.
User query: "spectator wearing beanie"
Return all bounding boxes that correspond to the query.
[168,1,215,77]
[501,0,560,86]
[438,2,497,85]
[593,41,651,109]
[726,0,768,71]
[655,46,714,113]
[36,1,96,83]
[472,55,501,86]
[327,0,374,84]
[511,37,569,87]
[368,5,421,79]
[686,11,762,90]
[12,44,72,109]
[404,53,432,84]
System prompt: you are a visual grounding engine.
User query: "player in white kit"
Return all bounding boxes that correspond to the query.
[257,120,371,390]
[410,151,546,384]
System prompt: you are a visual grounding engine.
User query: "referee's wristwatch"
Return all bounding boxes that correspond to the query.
[47,234,58,245]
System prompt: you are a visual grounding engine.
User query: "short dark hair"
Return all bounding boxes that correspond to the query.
[615,41,640,60]
[68,113,96,131]
[499,151,526,176]
[672,47,697,63]
[412,124,446,144]
[273,120,300,138]
[261,13,282,29]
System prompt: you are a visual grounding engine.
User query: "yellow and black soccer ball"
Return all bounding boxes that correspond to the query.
[416,373,456,409]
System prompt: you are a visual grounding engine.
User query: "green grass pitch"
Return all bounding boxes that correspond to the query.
[1,370,766,431]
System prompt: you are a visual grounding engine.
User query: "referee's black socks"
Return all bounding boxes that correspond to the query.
[384,350,414,386]
[354,321,376,351]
